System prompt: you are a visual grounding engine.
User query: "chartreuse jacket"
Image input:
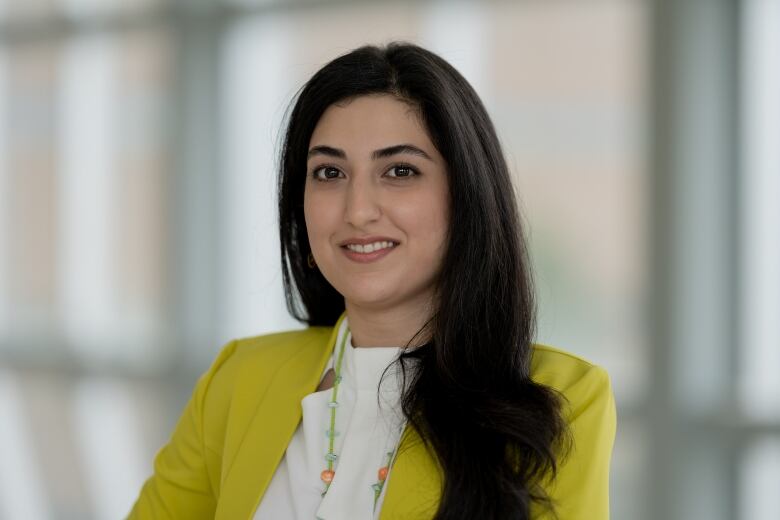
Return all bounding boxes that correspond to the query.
[129,314,616,519]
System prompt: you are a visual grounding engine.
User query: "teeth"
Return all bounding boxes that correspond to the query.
[345,241,396,253]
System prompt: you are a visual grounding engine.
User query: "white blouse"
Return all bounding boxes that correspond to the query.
[253,318,407,520]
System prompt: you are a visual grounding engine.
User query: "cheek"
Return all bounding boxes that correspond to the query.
[303,191,321,245]
[420,193,450,261]
[304,190,336,249]
[398,191,449,241]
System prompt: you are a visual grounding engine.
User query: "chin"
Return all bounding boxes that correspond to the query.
[341,286,400,309]
[345,294,397,310]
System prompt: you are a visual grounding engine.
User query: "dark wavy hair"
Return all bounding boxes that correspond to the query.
[278,42,570,519]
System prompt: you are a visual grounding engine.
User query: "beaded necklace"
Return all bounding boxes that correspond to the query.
[318,326,400,511]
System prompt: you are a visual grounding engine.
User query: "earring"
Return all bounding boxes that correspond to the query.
[307,252,317,269]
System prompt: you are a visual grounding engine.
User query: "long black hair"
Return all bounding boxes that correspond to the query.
[279,42,570,519]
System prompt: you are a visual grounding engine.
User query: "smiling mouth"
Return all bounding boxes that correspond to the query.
[342,240,398,254]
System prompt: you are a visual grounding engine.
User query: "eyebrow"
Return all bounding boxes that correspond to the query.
[307,144,434,162]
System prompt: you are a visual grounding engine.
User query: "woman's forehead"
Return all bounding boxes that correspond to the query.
[308,95,436,158]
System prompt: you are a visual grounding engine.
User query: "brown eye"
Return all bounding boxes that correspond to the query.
[312,166,343,181]
[386,165,418,178]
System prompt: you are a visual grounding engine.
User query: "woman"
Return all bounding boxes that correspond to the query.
[130,42,616,520]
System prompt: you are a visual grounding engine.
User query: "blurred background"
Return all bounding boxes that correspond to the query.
[0,0,777,518]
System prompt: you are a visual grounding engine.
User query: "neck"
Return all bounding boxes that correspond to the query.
[344,299,434,348]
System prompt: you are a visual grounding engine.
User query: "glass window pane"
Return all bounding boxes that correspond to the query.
[219,14,303,343]
[0,29,174,370]
[485,0,648,407]
[56,29,173,368]
[1,41,59,347]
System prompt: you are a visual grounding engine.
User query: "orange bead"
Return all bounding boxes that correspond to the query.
[320,469,335,483]
[378,466,389,481]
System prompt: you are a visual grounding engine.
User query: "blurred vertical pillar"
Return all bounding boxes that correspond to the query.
[739,0,780,420]
[169,0,224,374]
[649,0,740,519]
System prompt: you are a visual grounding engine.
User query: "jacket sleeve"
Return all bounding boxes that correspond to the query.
[127,340,238,520]
[534,365,617,520]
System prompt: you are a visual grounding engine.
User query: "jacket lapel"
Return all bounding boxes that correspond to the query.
[216,316,343,519]
[379,425,443,519]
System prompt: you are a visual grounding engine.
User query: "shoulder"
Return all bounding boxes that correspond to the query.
[530,343,615,421]
[196,326,333,413]
[529,345,617,518]
[233,326,332,356]
[530,343,611,394]
[207,327,332,377]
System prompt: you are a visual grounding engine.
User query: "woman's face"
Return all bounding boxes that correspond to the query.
[304,94,449,316]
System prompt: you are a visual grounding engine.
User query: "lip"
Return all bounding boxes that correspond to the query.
[338,236,399,264]
[341,244,396,263]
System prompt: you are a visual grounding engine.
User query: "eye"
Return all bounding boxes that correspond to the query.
[385,164,418,178]
[311,166,343,181]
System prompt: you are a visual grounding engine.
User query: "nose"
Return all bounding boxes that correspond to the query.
[344,174,381,227]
